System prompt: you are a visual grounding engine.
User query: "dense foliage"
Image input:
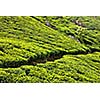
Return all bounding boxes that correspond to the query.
[0,16,100,82]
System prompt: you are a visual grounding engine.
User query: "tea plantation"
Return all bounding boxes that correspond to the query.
[0,16,100,82]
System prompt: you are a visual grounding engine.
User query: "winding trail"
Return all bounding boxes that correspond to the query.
[2,47,100,68]
[28,48,100,65]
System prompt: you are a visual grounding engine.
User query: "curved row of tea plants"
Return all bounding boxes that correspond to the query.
[35,16,100,50]
[0,52,100,82]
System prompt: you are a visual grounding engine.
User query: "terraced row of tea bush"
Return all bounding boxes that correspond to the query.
[0,52,100,82]
[68,16,100,30]
[35,16,100,51]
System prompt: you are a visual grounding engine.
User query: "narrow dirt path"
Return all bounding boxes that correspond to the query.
[2,46,100,68]
[27,48,100,66]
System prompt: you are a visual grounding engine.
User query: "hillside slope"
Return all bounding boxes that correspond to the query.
[0,16,100,83]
